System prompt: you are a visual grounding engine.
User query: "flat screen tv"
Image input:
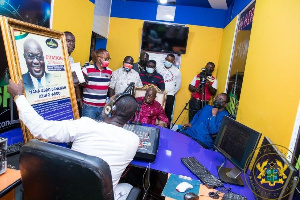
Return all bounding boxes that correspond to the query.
[141,21,189,54]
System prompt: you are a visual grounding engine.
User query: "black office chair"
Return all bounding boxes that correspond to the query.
[19,139,142,200]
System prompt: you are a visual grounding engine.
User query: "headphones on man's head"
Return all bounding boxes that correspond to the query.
[104,93,134,118]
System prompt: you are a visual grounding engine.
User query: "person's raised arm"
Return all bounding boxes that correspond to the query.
[206,79,217,96]
[189,75,198,93]
[8,80,83,142]
[189,84,197,93]
[207,108,221,134]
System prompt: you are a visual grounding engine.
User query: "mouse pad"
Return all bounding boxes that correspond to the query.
[162,174,201,200]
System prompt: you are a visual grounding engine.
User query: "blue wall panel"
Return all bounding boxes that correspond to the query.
[225,0,253,26]
[111,0,158,21]
[95,38,108,50]
[175,6,226,28]
[111,0,227,28]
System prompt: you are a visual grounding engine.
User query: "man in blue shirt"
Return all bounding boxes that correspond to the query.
[183,93,229,149]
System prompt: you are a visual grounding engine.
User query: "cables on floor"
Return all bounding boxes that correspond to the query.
[142,162,151,200]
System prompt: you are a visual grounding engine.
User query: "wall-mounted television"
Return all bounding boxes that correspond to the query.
[141,21,189,54]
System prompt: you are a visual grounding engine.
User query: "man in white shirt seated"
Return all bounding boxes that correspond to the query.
[8,80,139,200]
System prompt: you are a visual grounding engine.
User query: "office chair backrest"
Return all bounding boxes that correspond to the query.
[19,139,114,200]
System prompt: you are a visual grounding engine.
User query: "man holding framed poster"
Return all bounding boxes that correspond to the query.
[0,16,79,141]
[14,31,74,120]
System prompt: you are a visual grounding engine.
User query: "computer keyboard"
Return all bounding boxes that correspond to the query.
[7,142,24,156]
[222,191,247,200]
[181,157,223,189]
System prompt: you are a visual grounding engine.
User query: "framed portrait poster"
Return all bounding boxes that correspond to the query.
[0,16,79,141]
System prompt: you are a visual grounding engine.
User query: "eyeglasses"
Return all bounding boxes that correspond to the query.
[25,53,44,61]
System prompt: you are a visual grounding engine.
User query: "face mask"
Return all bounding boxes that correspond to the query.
[101,60,109,68]
[213,99,223,109]
[123,63,133,72]
[146,67,155,74]
[164,61,172,68]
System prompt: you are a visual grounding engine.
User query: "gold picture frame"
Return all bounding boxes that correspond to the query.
[0,16,79,142]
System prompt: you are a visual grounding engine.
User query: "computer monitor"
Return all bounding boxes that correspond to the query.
[214,116,261,186]
[249,137,298,200]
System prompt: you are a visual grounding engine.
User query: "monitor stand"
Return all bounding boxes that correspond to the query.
[217,166,244,186]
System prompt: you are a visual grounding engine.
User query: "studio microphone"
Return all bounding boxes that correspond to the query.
[123,82,135,96]
[133,101,142,125]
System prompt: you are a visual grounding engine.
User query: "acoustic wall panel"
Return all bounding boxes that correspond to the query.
[93,0,112,38]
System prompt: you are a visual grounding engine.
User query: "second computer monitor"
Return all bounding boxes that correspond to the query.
[214,116,261,186]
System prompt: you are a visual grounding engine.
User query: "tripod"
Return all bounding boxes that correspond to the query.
[171,100,190,129]
[171,82,206,129]
[197,82,207,108]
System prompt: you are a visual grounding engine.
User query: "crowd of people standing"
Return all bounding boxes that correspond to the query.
[64,32,230,148]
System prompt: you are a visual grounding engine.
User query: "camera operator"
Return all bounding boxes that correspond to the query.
[188,62,217,122]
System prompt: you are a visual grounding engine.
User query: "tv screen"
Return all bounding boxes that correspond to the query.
[141,21,189,54]
[0,0,51,28]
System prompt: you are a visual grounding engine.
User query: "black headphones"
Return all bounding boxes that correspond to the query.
[104,93,134,118]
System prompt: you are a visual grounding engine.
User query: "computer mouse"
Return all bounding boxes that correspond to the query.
[176,182,193,193]
[184,192,199,200]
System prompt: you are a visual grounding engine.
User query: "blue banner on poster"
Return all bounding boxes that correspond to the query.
[32,98,74,121]
[47,65,65,71]
[0,0,51,28]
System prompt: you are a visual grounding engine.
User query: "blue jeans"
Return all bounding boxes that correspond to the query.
[82,103,104,121]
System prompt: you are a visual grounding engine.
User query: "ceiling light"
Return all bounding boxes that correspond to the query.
[159,0,167,4]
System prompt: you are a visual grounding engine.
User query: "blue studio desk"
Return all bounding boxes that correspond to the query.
[131,125,255,199]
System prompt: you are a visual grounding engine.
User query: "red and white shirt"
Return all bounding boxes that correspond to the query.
[82,64,112,107]
[190,75,217,101]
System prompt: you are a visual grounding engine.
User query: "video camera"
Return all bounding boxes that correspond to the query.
[199,68,212,85]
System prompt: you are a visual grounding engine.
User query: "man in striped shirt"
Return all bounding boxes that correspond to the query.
[139,60,165,90]
[81,49,112,121]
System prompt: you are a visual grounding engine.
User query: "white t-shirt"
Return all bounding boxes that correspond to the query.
[15,95,139,190]
[156,66,182,95]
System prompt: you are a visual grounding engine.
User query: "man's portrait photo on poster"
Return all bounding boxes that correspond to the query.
[14,31,71,105]
[22,38,52,92]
